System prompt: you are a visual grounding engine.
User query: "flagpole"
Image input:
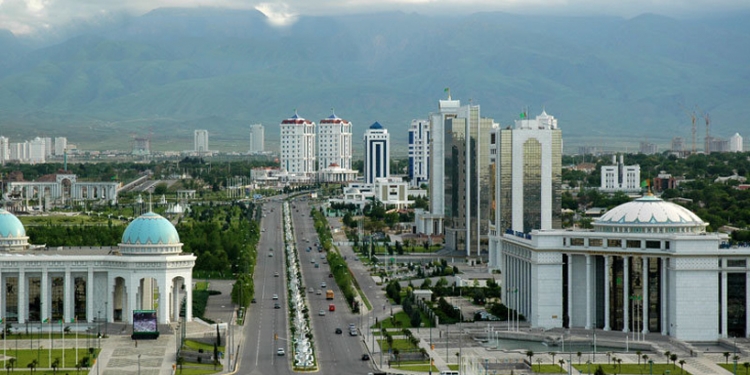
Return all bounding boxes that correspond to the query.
[49,320,52,368]
[75,317,79,366]
[61,320,64,369]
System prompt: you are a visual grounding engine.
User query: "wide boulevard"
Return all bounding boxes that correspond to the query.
[239,197,375,375]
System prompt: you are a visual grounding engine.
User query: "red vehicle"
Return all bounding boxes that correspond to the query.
[329,304,335,312]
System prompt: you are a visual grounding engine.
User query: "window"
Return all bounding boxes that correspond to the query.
[570,238,584,246]
[589,238,603,247]
[646,240,661,249]
[608,239,621,248]
[727,259,746,268]
[626,240,641,249]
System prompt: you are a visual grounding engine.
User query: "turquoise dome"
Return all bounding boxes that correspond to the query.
[0,209,26,239]
[122,212,180,245]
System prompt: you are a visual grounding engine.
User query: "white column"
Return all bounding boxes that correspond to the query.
[0,269,3,322]
[642,257,649,334]
[586,254,592,330]
[721,270,728,338]
[186,273,193,321]
[604,255,611,331]
[41,269,49,322]
[86,268,94,322]
[567,254,573,328]
[747,272,750,340]
[63,268,72,323]
[173,280,180,322]
[18,269,26,324]
[158,277,170,324]
[128,275,138,324]
[106,277,113,323]
[623,256,630,333]
[661,257,668,335]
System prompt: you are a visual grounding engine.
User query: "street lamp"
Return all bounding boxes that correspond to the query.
[648,359,653,375]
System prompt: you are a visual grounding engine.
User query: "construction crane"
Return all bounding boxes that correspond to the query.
[679,104,699,154]
[704,112,711,154]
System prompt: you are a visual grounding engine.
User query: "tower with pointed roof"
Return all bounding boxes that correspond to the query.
[364,122,390,184]
[280,111,317,177]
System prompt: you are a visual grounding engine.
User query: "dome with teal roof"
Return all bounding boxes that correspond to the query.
[594,195,707,234]
[119,212,182,255]
[0,208,29,250]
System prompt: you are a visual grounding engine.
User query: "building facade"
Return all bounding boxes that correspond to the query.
[363,122,389,185]
[600,155,641,193]
[408,119,430,188]
[415,94,461,236]
[730,133,744,152]
[194,130,209,153]
[249,124,265,153]
[317,112,353,172]
[54,137,68,156]
[280,112,317,178]
[0,209,195,325]
[443,104,496,256]
[491,195,750,341]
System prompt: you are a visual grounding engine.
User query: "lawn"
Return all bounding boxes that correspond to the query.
[175,362,223,375]
[377,338,419,351]
[718,362,750,373]
[388,359,438,372]
[183,339,224,353]
[0,348,99,369]
[372,311,432,329]
[194,281,210,291]
[572,362,691,375]
[530,364,566,373]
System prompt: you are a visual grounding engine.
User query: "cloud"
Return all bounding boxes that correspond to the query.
[255,2,297,27]
[1,0,748,35]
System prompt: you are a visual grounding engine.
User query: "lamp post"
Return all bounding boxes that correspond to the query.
[648,359,653,375]
[586,360,591,375]
[734,357,738,375]
[105,302,108,338]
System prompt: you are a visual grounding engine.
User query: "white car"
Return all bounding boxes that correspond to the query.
[277,348,285,356]
[321,282,326,288]
[319,309,326,316]
[272,294,279,300]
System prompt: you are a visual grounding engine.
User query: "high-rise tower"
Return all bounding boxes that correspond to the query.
[194,130,209,153]
[280,112,316,177]
[363,122,389,184]
[317,111,353,171]
[408,119,430,187]
[249,124,265,153]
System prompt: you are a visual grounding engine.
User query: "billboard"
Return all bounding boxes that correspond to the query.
[133,310,158,333]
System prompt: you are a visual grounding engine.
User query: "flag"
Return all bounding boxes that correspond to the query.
[641,180,648,188]
[519,113,526,119]
[444,87,449,93]
[71,317,76,323]
[43,318,49,323]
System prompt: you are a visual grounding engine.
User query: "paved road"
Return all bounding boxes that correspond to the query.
[238,200,293,375]
[291,199,374,375]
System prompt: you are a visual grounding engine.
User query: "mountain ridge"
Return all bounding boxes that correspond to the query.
[0,8,748,153]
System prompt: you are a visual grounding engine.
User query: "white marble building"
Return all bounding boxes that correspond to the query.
[491,194,750,341]
[0,209,195,325]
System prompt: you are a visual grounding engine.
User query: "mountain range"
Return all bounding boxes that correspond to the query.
[0,8,748,155]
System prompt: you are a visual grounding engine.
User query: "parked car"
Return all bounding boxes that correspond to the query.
[251,298,256,304]
[361,354,370,361]
[277,348,285,356]
[335,328,343,334]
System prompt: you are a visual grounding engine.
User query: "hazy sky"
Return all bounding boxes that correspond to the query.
[1,0,748,34]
